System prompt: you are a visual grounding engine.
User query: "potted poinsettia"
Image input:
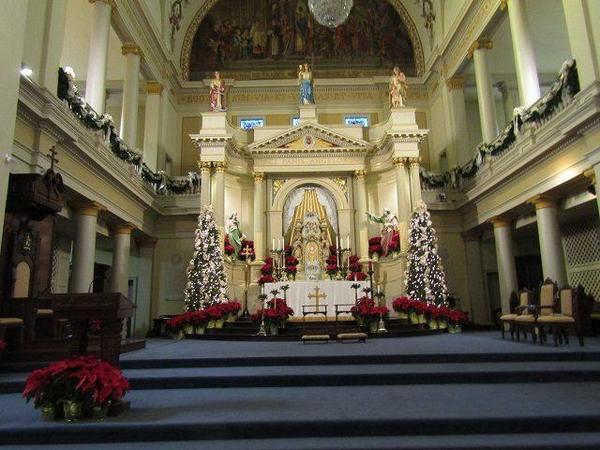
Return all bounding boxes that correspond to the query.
[285,256,298,280]
[166,314,187,339]
[392,296,411,320]
[368,236,383,260]
[436,305,450,330]
[447,309,468,334]
[206,304,225,328]
[221,301,241,322]
[223,236,235,261]
[389,231,400,257]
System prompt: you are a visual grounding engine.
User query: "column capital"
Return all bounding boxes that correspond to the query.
[354,169,367,180]
[583,167,596,185]
[489,216,512,228]
[214,161,228,173]
[111,222,136,235]
[392,157,407,168]
[198,161,212,171]
[467,38,493,59]
[408,157,421,167]
[72,201,104,217]
[145,81,163,95]
[253,171,265,182]
[528,194,558,210]
[88,0,115,8]
[121,43,142,58]
[446,76,465,91]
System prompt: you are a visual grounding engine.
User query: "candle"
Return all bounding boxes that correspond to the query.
[377,285,381,294]
[346,235,350,249]
[272,238,275,251]
[354,272,357,282]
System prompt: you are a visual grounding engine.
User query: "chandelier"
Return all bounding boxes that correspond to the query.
[308,0,354,28]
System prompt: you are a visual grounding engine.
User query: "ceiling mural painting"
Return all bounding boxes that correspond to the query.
[183,0,422,81]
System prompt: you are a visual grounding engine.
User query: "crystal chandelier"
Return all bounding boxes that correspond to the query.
[308,0,354,28]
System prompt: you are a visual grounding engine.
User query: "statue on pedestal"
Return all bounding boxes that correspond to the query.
[367,208,399,256]
[209,71,226,112]
[298,63,315,105]
[225,212,245,257]
[389,66,407,108]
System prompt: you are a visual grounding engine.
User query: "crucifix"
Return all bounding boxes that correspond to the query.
[47,145,59,171]
[240,244,253,318]
[308,286,327,311]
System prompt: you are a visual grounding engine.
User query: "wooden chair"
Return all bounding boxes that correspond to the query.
[515,279,557,343]
[538,285,585,347]
[499,290,533,340]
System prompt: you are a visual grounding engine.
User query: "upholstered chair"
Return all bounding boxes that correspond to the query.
[500,290,532,340]
[537,286,584,347]
[514,279,557,343]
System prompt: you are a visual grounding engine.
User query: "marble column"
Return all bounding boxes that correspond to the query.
[109,223,134,295]
[503,0,541,107]
[199,162,212,207]
[143,81,162,171]
[408,157,422,209]
[530,195,567,286]
[84,0,112,114]
[470,39,498,142]
[490,217,519,314]
[562,0,600,90]
[462,232,490,324]
[354,169,369,259]
[0,0,28,248]
[119,44,142,147]
[253,172,266,261]
[70,202,101,293]
[445,76,470,166]
[393,158,411,253]
[135,237,156,337]
[213,162,227,231]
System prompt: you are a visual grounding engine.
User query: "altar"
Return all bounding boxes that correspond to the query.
[265,280,368,320]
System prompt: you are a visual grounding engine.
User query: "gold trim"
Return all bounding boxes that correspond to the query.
[528,195,557,210]
[583,168,596,185]
[354,169,367,180]
[500,0,508,11]
[393,157,407,168]
[467,38,493,59]
[446,76,465,91]
[214,161,227,173]
[122,43,142,57]
[145,81,163,95]
[489,216,512,228]
[408,157,421,167]
[253,172,265,182]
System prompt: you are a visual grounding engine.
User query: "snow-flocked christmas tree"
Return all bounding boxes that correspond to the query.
[405,201,449,305]
[184,205,228,311]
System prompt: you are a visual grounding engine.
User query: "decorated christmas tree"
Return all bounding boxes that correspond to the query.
[405,201,449,305]
[184,205,228,311]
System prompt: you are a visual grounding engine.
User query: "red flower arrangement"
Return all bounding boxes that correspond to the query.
[258,258,275,284]
[346,254,367,281]
[252,298,295,326]
[392,296,413,313]
[23,356,129,413]
[447,309,468,325]
[388,231,400,253]
[351,297,389,325]
[223,235,235,257]
[258,274,275,285]
[368,236,383,257]
[285,256,298,278]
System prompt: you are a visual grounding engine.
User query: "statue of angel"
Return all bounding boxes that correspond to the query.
[366,208,399,256]
[389,66,407,108]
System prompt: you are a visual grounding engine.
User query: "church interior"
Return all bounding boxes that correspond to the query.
[1,0,600,448]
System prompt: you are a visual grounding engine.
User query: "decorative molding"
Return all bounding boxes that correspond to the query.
[354,169,367,180]
[272,178,287,198]
[145,81,163,95]
[467,38,493,59]
[214,161,228,173]
[121,43,142,57]
[253,172,265,182]
[393,157,407,168]
[72,201,104,217]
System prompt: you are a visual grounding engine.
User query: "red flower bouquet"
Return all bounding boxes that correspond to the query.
[258,274,275,285]
[346,271,367,281]
[224,236,235,257]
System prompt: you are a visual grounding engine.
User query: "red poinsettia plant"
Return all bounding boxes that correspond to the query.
[23,356,129,410]
[258,274,275,285]
[388,231,400,253]
[223,235,235,257]
[368,236,383,257]
[351,297,389,324]
[252,298,295,326]
[220,301,241,317]
[447,309,469,325]
[285,256,298,278]
[346,254,367,281]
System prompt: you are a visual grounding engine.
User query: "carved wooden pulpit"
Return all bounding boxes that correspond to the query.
[50,293,135,366]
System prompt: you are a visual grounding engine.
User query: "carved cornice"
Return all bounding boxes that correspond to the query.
[467,38,493,59]
[408,157,422,167]
[198,161,212,171]
[145,81,163,95]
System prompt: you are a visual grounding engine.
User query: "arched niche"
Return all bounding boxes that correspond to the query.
[180,0,424,80]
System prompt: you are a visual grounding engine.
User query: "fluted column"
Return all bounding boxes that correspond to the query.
[84,0,113,113]
[469,39,498,142]
[143,82,162,171]
[70,202,102,293]
[119,44,142,147]
[199,162,212,207]
[253,172,266,261]
[354,169,369,259]
[213,162,227,231]
[393,158,411,253]
[529,196,567,286]
[408,157,422,209]
[503,0,541,107]
[109,223,134,295]
[490,217,519,314]
[445,77,470,165]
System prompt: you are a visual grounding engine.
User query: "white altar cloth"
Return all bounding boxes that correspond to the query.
[264,280,368,318]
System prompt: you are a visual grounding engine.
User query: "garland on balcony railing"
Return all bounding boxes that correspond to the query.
[57,67,200,196]
[420,60,580,189]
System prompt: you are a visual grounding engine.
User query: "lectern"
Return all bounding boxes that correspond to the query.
[50,293,135,366]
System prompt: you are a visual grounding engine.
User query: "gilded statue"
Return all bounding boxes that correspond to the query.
[389,66,407,108]
[209,71,226,112]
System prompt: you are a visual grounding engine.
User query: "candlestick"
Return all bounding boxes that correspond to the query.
[272,238,275,251]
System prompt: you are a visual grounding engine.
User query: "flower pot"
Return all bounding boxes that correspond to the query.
[409,311,419,324]
[269,324,279,336]
[428,319,439,330]
[448,323,462,334]
[92,403,109,421]
[184,324,194,336]
[368,321,378,334]
[279,320,287,329]
[195,325,206,335]
[63,400,83,423]
[397,311,409,320]
[227,313,236,323]
[207,320,216,329]
[438,319,448,330]
[418,314,427,325]
[40,404,57,421]
[215,319,225,329]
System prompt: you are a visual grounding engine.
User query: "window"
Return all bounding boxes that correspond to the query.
[292,117,300,126]
[240,118,265,129]
[344,116,369,127]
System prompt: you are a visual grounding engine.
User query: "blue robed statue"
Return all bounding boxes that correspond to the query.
[298,63,315,105]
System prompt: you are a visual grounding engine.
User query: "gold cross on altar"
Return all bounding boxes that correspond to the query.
[308,286,327,308]
[240,244,253,260]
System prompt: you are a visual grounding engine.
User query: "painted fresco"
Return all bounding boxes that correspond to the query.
[188,0,416,80]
